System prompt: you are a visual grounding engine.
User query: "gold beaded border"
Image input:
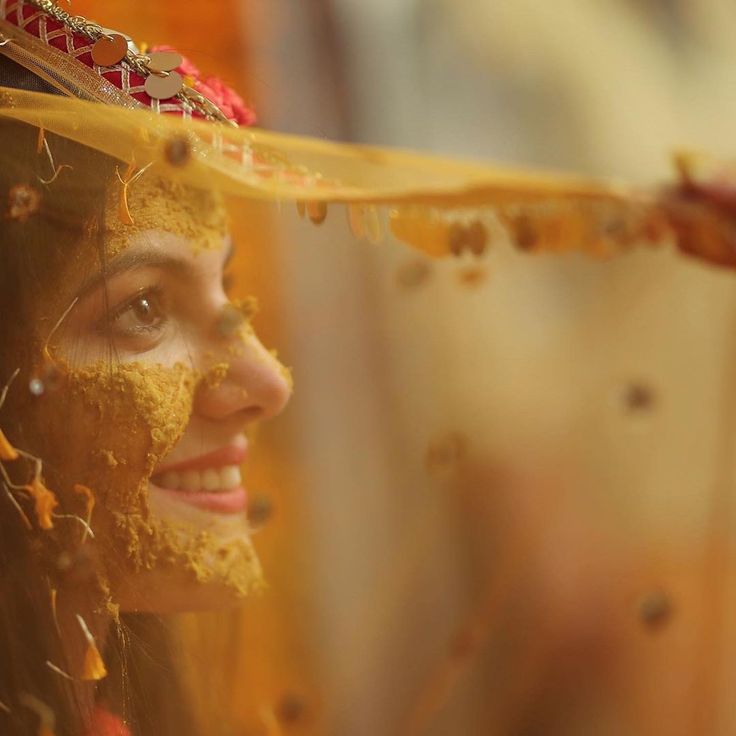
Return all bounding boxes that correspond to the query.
[24,0,237,126]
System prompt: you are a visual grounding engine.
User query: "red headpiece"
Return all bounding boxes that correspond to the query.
[0,0,256,125]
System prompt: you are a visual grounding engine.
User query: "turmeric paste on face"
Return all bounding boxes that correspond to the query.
[105,176,229,257]
[35,359,263,599]
[15,178,268,604]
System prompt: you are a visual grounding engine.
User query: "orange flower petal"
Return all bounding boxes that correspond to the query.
[82,642,108,681]
[0,429,18,461]
[72,483,95,515]
[24,476,58,530]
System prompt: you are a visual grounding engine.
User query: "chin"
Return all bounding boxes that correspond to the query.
[108,485,264,614]
[113,570,261,614]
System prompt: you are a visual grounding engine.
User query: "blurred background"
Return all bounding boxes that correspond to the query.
[74,1,736,734]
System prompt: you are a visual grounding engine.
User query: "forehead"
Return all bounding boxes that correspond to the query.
[103,174,229,259]
[62,174,230,295]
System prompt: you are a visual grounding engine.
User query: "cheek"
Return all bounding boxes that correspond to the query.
[28,361,196,566]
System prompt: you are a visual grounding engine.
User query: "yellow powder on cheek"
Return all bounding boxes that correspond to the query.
[66,361,196,509]
[96,449,123,469]
[49,360,263,599]
[28,361,196,576]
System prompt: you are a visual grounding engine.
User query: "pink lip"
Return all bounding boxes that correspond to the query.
[150,485,248,514]
[153,442,247,475]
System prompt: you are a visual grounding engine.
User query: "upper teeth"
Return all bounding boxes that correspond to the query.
[156,465,242,493]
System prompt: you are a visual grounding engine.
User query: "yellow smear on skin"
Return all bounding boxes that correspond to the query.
[105,175,228,257]
[62,362,195,574]
[204,362,230,389]
[49,360,263,598]
[232,296,259,322]
[96,449,122,468]
[133,522,264,596]
[21,188,267,600]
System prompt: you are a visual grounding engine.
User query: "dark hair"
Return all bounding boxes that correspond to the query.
[0,113,196,736]
[0,112,112,735]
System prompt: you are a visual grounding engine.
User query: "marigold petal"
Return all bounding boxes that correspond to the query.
[82,642,108,681]
[24,477,58,530]
[0,429,18,461]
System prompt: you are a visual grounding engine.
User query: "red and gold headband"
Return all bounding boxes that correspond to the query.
[0,0,254,125]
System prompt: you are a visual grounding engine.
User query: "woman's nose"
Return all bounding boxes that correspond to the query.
[194,330,292,423]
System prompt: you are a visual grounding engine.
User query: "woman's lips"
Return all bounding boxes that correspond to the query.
[149,486,248,514]
[150,444,248,514]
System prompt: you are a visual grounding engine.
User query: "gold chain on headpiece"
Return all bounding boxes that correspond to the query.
[24,0,237,126]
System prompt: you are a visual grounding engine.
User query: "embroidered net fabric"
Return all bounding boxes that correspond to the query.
[2,9,736,736]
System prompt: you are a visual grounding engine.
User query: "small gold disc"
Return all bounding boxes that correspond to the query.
[467,220,488,256]
[147,51,183,73]
[144,71,183,100]
[306,200,328,225]
[91,33,128,67]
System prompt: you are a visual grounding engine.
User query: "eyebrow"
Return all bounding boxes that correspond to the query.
[74,235,235,302]
[75,249,193,301]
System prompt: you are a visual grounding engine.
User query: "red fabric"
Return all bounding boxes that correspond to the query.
[87,706,131,736]
[0,0,249,124]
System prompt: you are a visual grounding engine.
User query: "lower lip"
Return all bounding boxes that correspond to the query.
[150,484,248,514]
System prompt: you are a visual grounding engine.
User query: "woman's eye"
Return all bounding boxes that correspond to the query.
[107,288,167,339]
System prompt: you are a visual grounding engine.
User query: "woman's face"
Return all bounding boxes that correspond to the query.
[29,188,292,612]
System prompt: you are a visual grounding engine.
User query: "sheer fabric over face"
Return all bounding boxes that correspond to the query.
[1,59,736,736]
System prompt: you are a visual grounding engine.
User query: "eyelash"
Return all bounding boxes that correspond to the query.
[100,285,167,338]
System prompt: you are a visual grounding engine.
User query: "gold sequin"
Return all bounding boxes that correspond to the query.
[348,203,365,239]
[396,258,432,289]
[144,71,183,101]
[466,220,488,256]
[91,33,128,67]
[364,205,382,243]
[164,135,192,167]
[306,200,327,225]
[389,208,451,257]
[425,431,469,477]
[146,50,183,73]
[457,265,488,287]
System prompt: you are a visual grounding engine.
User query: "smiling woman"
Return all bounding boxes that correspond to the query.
[0,110,293,732]
[44,182,291,607]
[6,2,736,736]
